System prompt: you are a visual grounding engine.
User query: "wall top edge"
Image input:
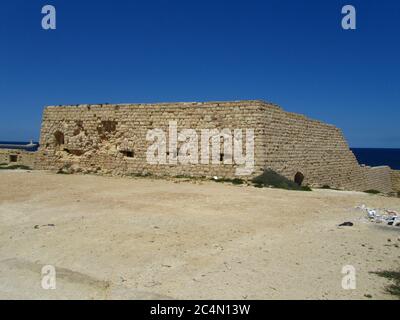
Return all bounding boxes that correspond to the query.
[44,100,282,110]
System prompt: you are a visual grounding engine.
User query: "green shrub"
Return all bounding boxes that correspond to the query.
[0,164,31,170]
[56,169,71,174]
[129,172,152,177]
[213,177,244,185]
[231,178,244,185]
[175,175,189,179]
[370,270,400,298]
[319,185,343,191]
[252,170,311,191]
[364,189,381,194]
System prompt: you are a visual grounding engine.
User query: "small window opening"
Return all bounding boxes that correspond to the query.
[9,155,18,162]
[121,150,134,158]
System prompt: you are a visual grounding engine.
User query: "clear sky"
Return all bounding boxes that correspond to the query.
[1,0,399,147]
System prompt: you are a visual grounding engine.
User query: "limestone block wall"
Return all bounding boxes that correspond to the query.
[391,170,400,193]
[35,100,393,192]
[259,108,366,190]
[0,149,37,168]
[35,101,271,178]
[361,165,393,193]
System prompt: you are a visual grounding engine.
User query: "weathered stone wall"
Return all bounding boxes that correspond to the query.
[36,101,270,178]
[361,165,393,193]
[391,170,400,193]
[0,149,36,168]
[260,108,366,190]
[35,100,392,192]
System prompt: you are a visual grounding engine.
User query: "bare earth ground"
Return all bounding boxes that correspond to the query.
[0,170,399,300]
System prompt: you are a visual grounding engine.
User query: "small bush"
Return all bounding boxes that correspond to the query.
[252,170,311,191]
[129,172,152,178]
[56,169,71,174]
[213,177,244,185]
[364,189,381,194]
[0,164,31,170]
[175,175,190,179]
[370,270,400,298]
[319,185,342,191]
[231,178,244,185]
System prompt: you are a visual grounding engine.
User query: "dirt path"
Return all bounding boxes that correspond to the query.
[0,170,399,299]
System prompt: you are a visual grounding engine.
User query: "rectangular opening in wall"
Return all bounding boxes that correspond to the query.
[63,148,84,156]
[121,150,134,158]
[9,155,18,162]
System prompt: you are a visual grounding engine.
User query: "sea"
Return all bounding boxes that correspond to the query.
[0,142,399,170]
[351,148,400,170]
[0,141,39,152]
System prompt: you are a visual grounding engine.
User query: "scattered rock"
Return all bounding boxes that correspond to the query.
[33,224,55,230]
[338,222,354,227]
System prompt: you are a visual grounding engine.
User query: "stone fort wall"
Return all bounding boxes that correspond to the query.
[34,100,392,192]
[0,149,36,168]
[391,170,400,193]
[361,165,393,193]
[260,108,367,190]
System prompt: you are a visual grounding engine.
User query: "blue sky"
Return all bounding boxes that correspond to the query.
[1,0,399,147]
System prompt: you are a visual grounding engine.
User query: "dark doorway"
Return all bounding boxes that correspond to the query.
[9,155,18,162]
[294,172,304,186]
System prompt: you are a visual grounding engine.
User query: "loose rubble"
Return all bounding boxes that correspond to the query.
[356,204,400,227]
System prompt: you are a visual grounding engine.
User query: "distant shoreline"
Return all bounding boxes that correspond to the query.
[0,141,39,152]
[351,148,400,170]
[0,142,398,169]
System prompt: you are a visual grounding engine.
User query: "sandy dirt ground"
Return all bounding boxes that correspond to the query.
[0,170,399,300]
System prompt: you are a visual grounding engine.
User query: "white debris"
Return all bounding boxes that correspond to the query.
[356,204,399,227]
[367,209,377,219]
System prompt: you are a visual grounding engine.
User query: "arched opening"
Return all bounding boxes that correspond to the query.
[54,131,64,146]
[294,171,304,186]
